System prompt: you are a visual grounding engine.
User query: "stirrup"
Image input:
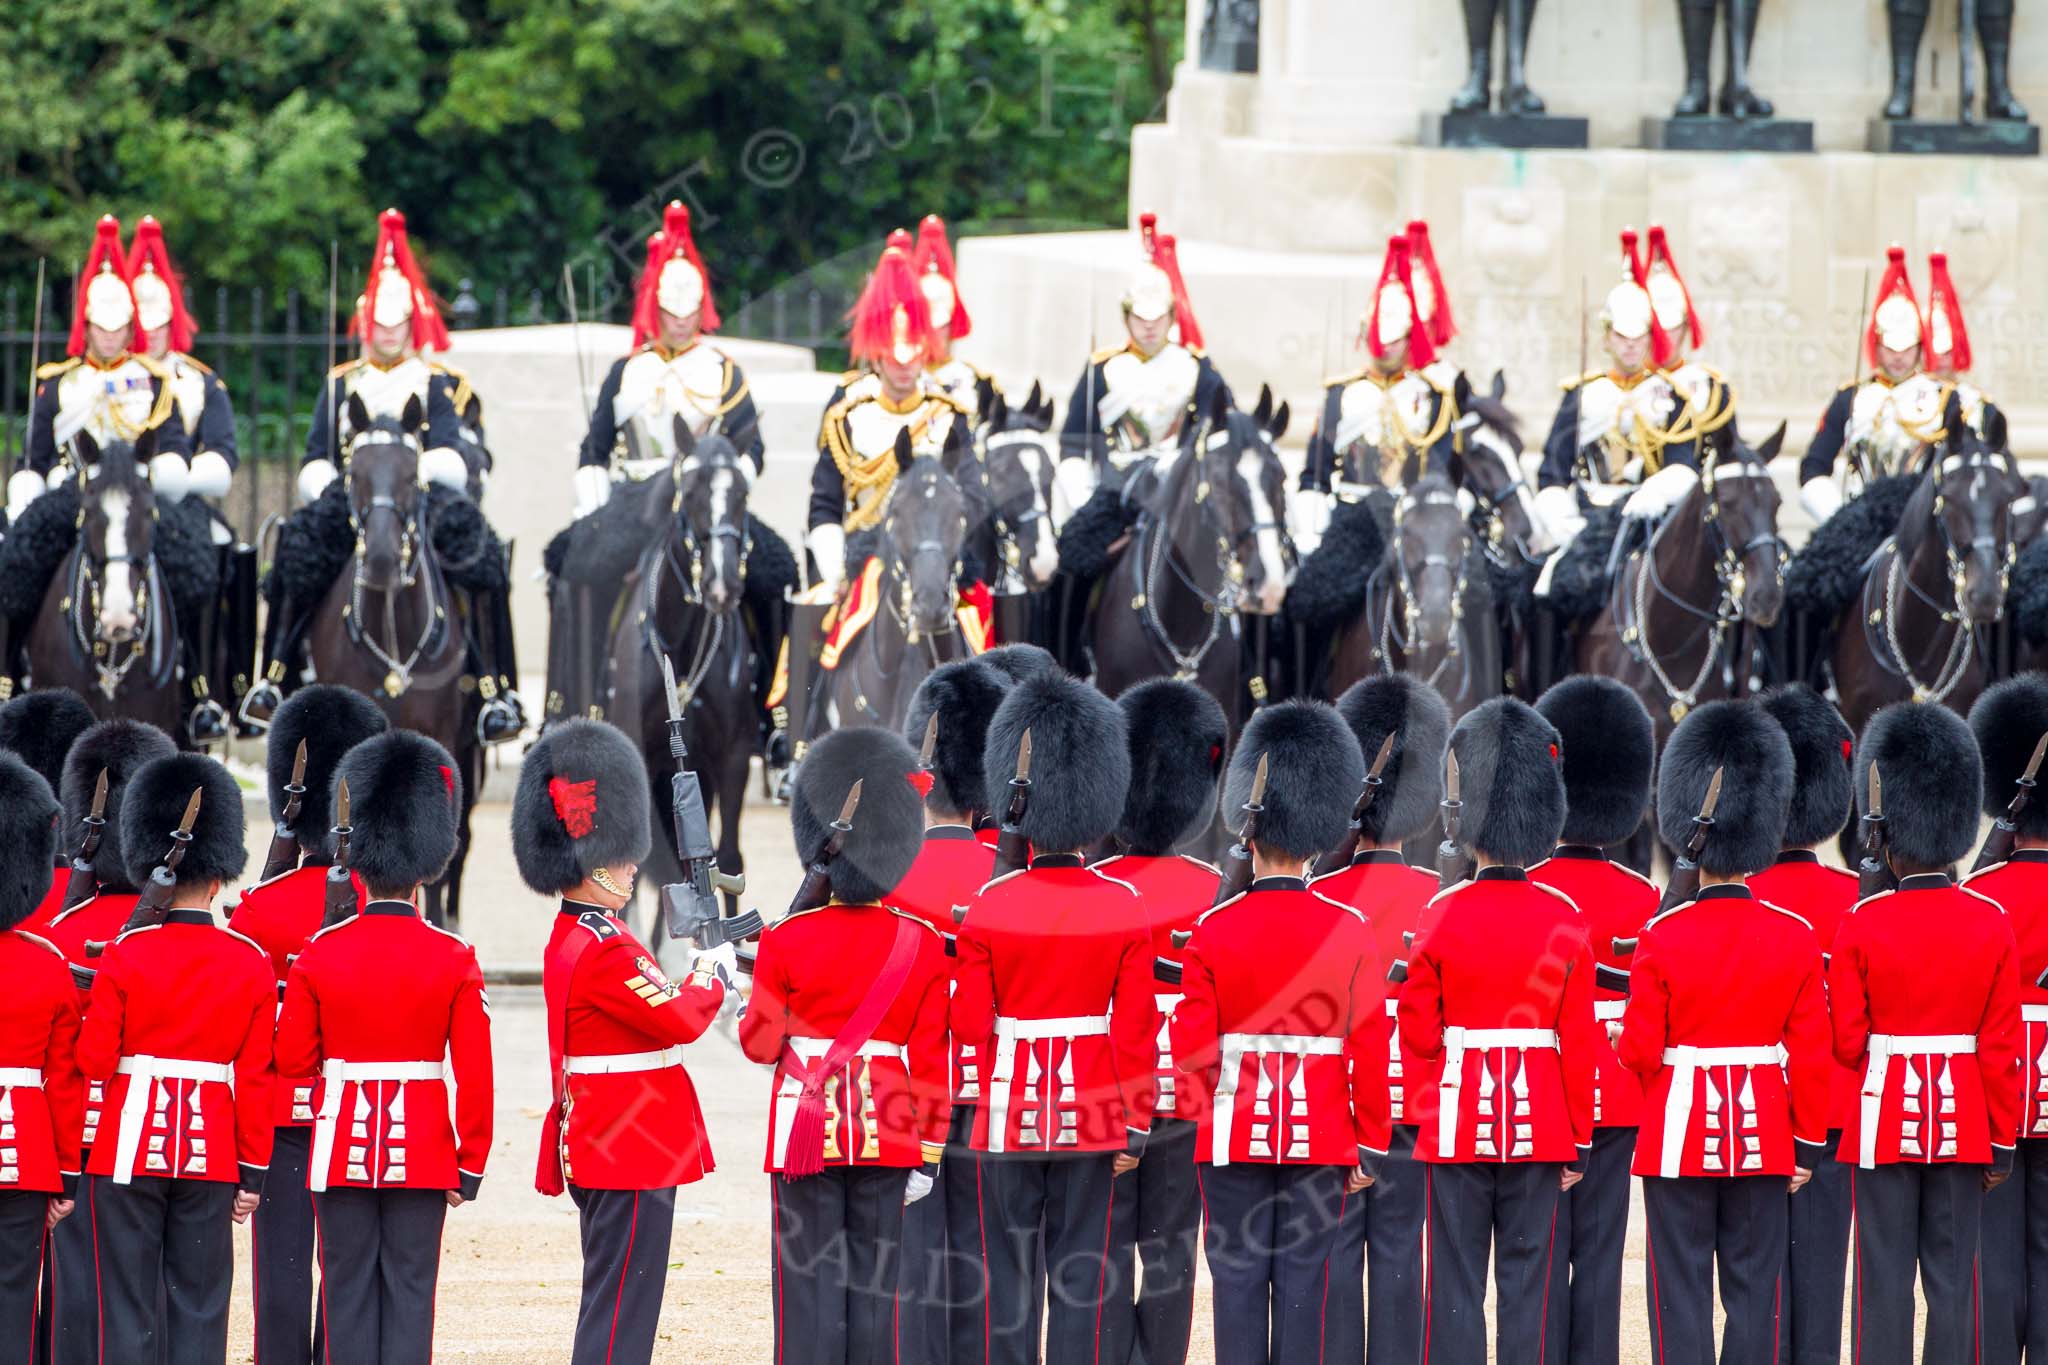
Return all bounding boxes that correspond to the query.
[238,679,283,732]
[187,700,231,746]
[477,695,524,746]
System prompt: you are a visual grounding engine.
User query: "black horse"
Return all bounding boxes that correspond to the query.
[973,383,1061,645]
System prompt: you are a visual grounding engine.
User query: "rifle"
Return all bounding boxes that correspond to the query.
[1858,761,1896,900]
[1436,751,1471,889]
[1214,752,1269,906]
[1330,731,1399,869]
[1656,765,1723,915]
[96,788,203,947]
[912,712,939,801]
[991,730,1033,879]
[259,740,309,883]
[323,778,357,927]
[61,769,108,912]
[656,654,754,949]
[1973,731,2048,873]
[791,780,863,917]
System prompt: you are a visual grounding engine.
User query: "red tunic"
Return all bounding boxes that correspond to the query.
[1398,868,1599,1164]
[1312,851,1437,1126]
[740,903,951,1172]
[0,931,83,1194]
[1172,878,1391,1166]
[228,866,366,1128]
[18,867,71,933]
[539,903,724,1191]
[1531,849,1658,1129]
[1962,850,2048,1141]
[1092,853,1221,1121]
[1749,851,1862,1131]
[1828,874,2022,1168]
[888,826,997,1105]
[952,856,1159,1155]
[1613,884,1832,1178]
[274,902,494,1197]
[76,908,275,1187]
[42,892,141,1010]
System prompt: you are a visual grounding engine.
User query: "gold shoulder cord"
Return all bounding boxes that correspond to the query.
[824,398,906,532]
[1897,380,1952,446]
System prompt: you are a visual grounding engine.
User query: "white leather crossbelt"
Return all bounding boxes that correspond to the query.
[564,1046,685,1076]
[1439,1028,1558,1159]
[988,1014,1110,1154]
[1657,1044,1786,1178]
[309,1059,446,1193]
[1212,1032,1344,1166]
[1859,1033,1976,1169]
[112,1056,234,1186]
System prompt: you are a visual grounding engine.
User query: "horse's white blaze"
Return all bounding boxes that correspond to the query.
[99,489,136,633]
[1016,443,1059,585]
[709,468,736,588]
[1237,449,1287,614]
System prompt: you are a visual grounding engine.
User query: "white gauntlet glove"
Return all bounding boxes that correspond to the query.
[689,941,739,991]
[1289,487,1333,557]
[572,465,613,519]
[807,523,848,593]
[1620,463,1699,522]
[6,469,46,522]
[1532,484,1586,547]
[1798,475,1843,527]
[420,446,469,493]
[148,454,191,505]
[187,451,233,499]
[1053,458,1099,529]
[298,459,339,504]
[905,1169,936,1205]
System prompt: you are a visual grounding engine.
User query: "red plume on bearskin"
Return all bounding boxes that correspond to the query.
[1406,219,1456,349]
[1865,243,1919,368]
[68,215,135,358]
[1925,249,1972,374]
[1645,224,1703,350]
[354,208,451,353]
[628,230,667,348]
[847,245,935,366]
[1151,227,1204,351]
[125,216,196,352]
[907,770,935,800]
[548,776,598,838]
[1365,235,1436,369]
[915,214,972,341]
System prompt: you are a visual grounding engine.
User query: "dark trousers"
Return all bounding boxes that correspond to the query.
[1980,1137,2048,1365]
[1198,1160,1366,1365]
[1851,1161,1985,1365]
[1641,1175,1788,1365]
[253,1126,323,1365]
[771,1166,911,1365]
[976,1153,1127,1365]
[1114,1117,1199,1365]
[0,1190,48,1359]
[1361,1127,1427,1365]
[312,1187,449,1365]
[38,1168,99,1365]
[570,1184,675,1365]
[938,1102,1033,1365]
[899,1107,958,1365]
[1780,1131,1852,1365]
[92,1176,235,1365]
[1424,1160,1567,1365]
[1560,1126,1634,1365]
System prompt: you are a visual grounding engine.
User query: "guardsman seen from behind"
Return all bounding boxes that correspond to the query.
[1614,702,1833,1365]
[0,754,79,1352]
[1312,671,1450,1365]
[1399,697,1598,1365]
[519,718,732,1365]
[227,686,385,1365]
[1750,683,1860,1365]
[893,658,1011,1364]
[1174,700,1390,1363]
[77,752,270,1365]
[739,726,950,1365]
[1831,702,2021,1365]
[1532,676,1658,1365]
[2,689,99,933]
[1964,676,2048,1365]
[952,672,1157,1363]
[1099,678,1228,1365]
[274,731,493,1365]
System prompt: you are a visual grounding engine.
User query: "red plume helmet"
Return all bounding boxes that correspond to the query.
[125,216,196,352]
[1866,244,1923,368]
[1365,235,1436,369]
[630,202,720,344]
[848,245,936,367]
[628,230,667,348]
[68,215,137,358]
[914,214,972,341]
[1150,226,1204,351]
[1643,224,1703,350]
[354,208,451,353]
[1924,249,1972,374]
[1405,219,1456,348]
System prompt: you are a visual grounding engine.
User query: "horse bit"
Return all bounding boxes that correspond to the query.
[1862,455,2015,705]
[345,430,441,698]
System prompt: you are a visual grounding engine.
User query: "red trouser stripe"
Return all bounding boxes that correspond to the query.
[605,1191,640,1364]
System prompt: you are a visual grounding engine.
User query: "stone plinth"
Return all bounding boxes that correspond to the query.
[1642,116,1815,153]
[1422,112,1590,149]
[1869,118,2042,156]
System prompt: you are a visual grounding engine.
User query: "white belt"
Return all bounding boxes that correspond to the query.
[2024,1005,2048,1023]
[1594,1000,1628,1022]
[1212,1032,1345,1167]
[308,1059,446,1193]
[769,1038,910,1169]
[1657,1045,1786,1179]
[1438,1028,1558,1160]
[0,1068,44,1089]
[112,1056,234,1186]
[564,1045,685,1076]
[987,1014,1110,1155]
[1860,1034,1977,1169]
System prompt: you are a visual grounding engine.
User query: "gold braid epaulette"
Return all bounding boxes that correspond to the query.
[35,358,80,382]
[823,394,931,532]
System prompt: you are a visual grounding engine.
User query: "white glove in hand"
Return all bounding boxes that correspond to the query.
[6,469,47,522]
[690,941,739,989]
[1289,487,1332,557]
[420,447,469,493]
[148,454,192,504]
[1799,475,1844,527]
[298,459,339,504]
[904,1170,935,1205]
[187,451,233,499]
[807,523,848,592]
[573,465,613,519]
[1053,457,1099,528]
[1532,484,1586,546]
[1620,463,1699,522]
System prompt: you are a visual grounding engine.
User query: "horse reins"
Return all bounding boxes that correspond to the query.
[641,460,751,709]
[1373,487,1472,695]
[1133,424,1277,682]
[344,427,445,698]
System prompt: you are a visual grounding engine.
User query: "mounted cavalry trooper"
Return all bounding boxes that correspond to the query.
[1643,224,1737,457]
[1921,247,2005,440]
[914,213,1001,418]
[1613,701,1834,1365]
[244,207,525,745]
[1293,221,1462,557]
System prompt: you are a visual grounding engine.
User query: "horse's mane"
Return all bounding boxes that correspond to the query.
[1462,394,1523,456]
[90,441,143,487]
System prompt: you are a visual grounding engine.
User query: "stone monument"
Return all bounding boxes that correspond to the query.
[1426,0,1590,148]
[1872,0,2040,153]
[1641,0,1815,152]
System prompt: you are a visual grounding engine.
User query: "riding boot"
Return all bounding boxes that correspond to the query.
[239,598,304,731]
[1500,0,1547,113]
[751,594,791,787]
[775,599,834,804]
[1673,0,1716,116]
[222,542,259,734]
[183,596,230,748]
[1718,0,1774,117]
[1883,0,1929,119]
[1450,0,1498,112]
[1979,6,2030,120]
[472,587,523,747]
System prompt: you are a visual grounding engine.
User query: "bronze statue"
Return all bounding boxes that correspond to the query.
[1886,0,2028,122]
[1675,0,1774,118]
[1450,0,1546,116]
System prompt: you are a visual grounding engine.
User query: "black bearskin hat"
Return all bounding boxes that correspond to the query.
[0,755,59,929]
[904,659,1013,819]
[1970,675,2048,841]
[328,731,463,894]
[62,719,177,893]
[1223,700,1365,861]
[1117,679,1229,855]
[0,689,96,794]
[512,719,652,896]
[977,643,1060,686]
[983,673,1129,854]
[791,727,926,906]
[267,685,390,844]
[1657,702,1794,877]
[1447,698,1566,868]
[1759,684,1855,849]
[1856,702,1982,872]
[1335,674,1451,847]
[119,753,248,889]
[1535,676,1654,848]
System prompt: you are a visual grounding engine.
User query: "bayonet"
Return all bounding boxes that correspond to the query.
[1972,730,2048,872]
[918,712,939,770]
[993,731,1034,878]
[1214,752,1270,906]
[1858,760,1894,899]
[837,778,863,830]
[260,739,311,882]
[1436,751,1469,889]
[658,650,752,946]
[323,778,356,927]
[1656,765,1723,914]
[1331,731,1401,868]
[61,769,109,911]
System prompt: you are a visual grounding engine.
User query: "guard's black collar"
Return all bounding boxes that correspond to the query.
[924,825,977,842]
[1896,872,1954,891]
[1474,866,1527,881]
[1552,845,1607,861]
[1773,849,1821,865]
[364,900,419,918]
[1694,883,1752,900]
[165,908,214,927]
[1349,849,1407,866]
[1249,875,1307,892]
[2012,849,2048,864]
[559,898,606,917]
[1029,853,1085,869]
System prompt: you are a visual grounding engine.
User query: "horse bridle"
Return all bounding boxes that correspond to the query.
[1376,487,1472,692]
[70,499,154,700]
[981,430,1051,586]
[1133,423,1275,680]
[345,428,443,697]
[644,458,751,708]
[1456,423,1543,568]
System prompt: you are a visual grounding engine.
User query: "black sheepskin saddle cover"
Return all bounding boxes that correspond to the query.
[262,481,509,614]
[0,483,217,629]
[1056,485,1140,582]
[541,473,795,610]
[1541,500,1627,624]
[1284,494,1391,631]
[1783,476,1919,620]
